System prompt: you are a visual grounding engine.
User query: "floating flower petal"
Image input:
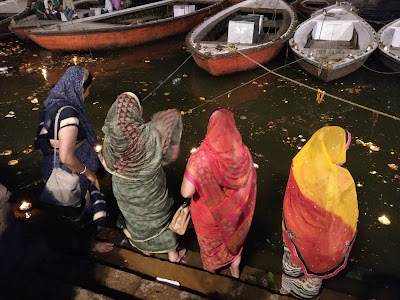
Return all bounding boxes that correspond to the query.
[378,215,390,225]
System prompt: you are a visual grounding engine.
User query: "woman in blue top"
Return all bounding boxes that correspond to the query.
[35,66,113,253]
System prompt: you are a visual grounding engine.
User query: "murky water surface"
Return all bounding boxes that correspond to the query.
[1,24,399,294]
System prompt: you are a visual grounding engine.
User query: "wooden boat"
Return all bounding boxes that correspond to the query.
[289,2,377,82]
[26,0,227,51]
[294,0,330,19]
[377,18,400,72]
[0,0,31,39]
[9,0,99,40]
[186,0,297,76]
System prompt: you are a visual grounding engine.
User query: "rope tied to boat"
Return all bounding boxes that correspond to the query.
[229,47,400,121]
[141,53,193,103]
[181,57,304,115]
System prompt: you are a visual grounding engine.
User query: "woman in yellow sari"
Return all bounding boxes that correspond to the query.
[281,126,358,298]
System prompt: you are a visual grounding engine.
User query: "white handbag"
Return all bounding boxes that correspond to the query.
[41,106,81,207]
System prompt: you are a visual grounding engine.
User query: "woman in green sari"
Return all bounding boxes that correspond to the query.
[100,92,185,262]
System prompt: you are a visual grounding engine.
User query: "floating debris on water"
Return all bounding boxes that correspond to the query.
[144,60,150,63]
[357,182,364,188]
[172,78,181,85]
[163,92,170,96]
[5,111,15,118]
[31,98,38,104]
[378,215,391,225]
[388,164,398,170]
[369,171,377,175]
[23,149,32,154]
[8,160,19,166]
[190,148,197,154]
[253,163,259,169]
[199,97,206,101]
[1,150,12,156]
[356,139,380,152]
[32,107,39,111]
[240,116,247,120]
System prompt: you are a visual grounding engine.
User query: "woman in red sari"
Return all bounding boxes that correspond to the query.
[181,109,257,278]
[281,126,358,298]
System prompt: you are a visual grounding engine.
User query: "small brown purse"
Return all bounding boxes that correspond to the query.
[169,202,191,235]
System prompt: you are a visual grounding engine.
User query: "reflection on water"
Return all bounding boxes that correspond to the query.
[0,31,399,295]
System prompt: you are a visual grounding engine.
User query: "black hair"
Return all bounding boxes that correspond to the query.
[208,109,219,120]
[82,71,93,91]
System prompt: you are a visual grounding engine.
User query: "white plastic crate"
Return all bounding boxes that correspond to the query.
[173,5,195,17]
[227,15,263,44]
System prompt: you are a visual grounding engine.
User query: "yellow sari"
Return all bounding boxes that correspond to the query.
[283,126,358,278]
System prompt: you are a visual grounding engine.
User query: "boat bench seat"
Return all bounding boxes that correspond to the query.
[306,39,358,49]
[262,19,283,28]
[118,15,160,25]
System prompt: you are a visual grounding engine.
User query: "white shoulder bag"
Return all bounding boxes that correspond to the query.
[41,106,81,207]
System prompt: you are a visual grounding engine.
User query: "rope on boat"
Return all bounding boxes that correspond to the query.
[231,47,400,121]
[181,58,304,115]
[141,53,193,103]
[360,62,400,75]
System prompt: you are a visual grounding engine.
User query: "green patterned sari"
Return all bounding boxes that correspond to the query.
[101,92,182,253]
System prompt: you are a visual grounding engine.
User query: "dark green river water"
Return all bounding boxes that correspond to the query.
[0,31,399,296]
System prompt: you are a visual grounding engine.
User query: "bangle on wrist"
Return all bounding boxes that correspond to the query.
[79,164,87,175]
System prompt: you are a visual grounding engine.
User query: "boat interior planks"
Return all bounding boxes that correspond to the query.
[0,0,31,39]
[186,0,297,75]
[26,0,227,51]
[289,2,377,82]
[377,18,400,72]
[9,0,99,40]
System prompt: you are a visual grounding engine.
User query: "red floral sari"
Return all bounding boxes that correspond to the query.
[184,109,257,271]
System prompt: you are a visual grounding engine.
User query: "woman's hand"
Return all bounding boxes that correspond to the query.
[83,168,97,185]
[58,126,96,183]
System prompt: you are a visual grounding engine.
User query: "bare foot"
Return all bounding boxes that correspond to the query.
[229,255,241,278]
[280,287,290,295]
[92,241,114,253]
[168,248,187,263]
[142,252,154,257]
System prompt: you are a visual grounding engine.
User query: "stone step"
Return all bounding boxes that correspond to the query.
[95,227,358,300]
[37,252,207,299]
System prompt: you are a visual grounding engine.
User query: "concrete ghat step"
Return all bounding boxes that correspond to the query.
[96,227,358,300]
[38,253,206,299]
[2,270,113,300]
[93,245,292,300]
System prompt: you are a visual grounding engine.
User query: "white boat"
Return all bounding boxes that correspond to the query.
[289,1,377,82]
[186,0,297,76]
[377,18,400,72]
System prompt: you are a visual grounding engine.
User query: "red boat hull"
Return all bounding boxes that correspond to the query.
[27,6,224,51]
[11,27,30,40]
[192,43,285,76]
